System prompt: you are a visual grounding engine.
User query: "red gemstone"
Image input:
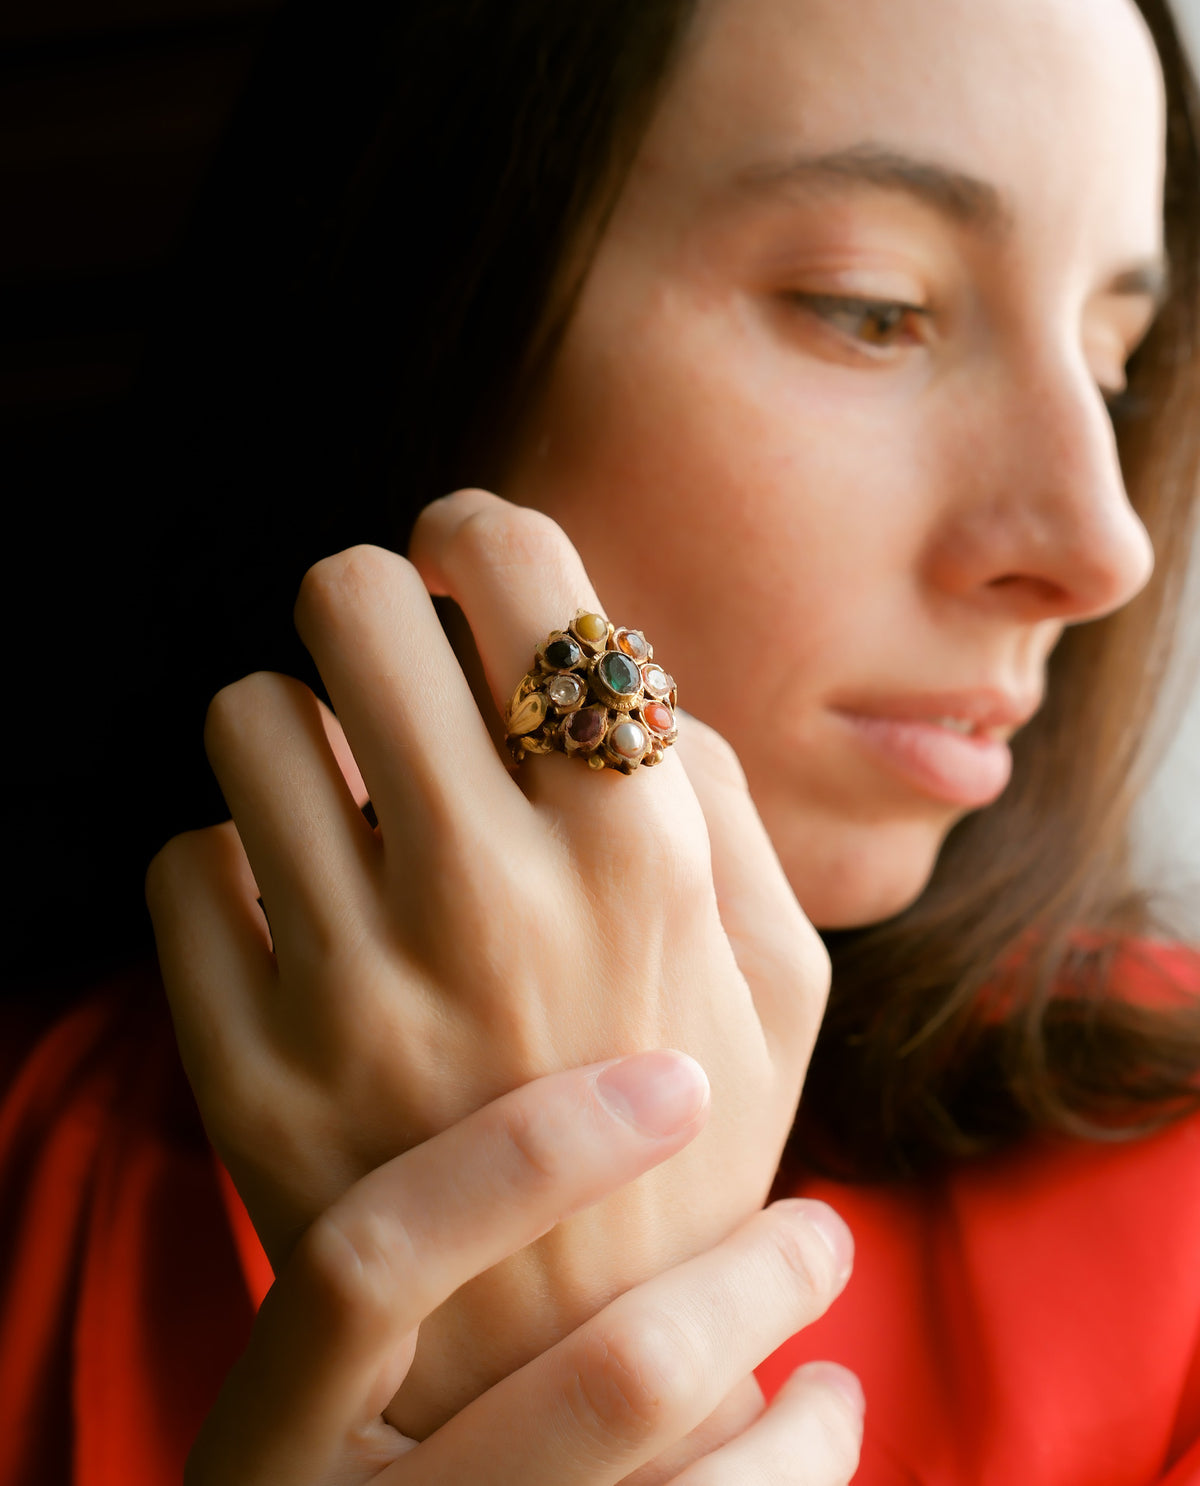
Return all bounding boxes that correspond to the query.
[643,702,674,735]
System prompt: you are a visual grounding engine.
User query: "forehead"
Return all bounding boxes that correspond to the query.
[635,0,1165,261]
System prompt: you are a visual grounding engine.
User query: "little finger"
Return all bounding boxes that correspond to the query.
[146,820,274,1088]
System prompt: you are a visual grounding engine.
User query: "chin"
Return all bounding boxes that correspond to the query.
[772,814,949,931]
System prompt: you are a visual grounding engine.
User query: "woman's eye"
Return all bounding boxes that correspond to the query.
[790,293,929,349]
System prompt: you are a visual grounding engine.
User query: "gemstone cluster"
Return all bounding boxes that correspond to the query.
[505,611,678,774]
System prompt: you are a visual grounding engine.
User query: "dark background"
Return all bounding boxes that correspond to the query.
[5,0,281,997]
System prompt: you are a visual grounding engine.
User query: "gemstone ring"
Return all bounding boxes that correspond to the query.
[504,611,678,774]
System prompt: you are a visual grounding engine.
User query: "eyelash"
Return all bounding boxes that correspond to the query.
[787,293,1142,420]
[788,293,931,350]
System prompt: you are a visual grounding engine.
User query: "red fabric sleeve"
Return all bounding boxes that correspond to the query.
[0,971,254,1486]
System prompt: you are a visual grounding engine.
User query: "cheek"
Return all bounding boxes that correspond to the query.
[513,296,921,720]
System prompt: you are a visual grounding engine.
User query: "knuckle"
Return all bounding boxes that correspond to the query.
[499,1097,571,1194]
[294,1202,414,1339]
[452,501,571,575]
[570,1312,697,1451]
[203,670,293,754]
[294,544,419,631]
[145,824,238,914]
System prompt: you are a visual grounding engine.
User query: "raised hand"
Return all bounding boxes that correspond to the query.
[186,1057,861,1486]
[147,488,832,1436]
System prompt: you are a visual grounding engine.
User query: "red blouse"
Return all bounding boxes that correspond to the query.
[2,949,1198,1486]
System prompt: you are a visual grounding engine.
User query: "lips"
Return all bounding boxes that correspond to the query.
[829,689,1040,807]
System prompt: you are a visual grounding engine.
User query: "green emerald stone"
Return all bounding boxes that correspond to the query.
[598,651,641,695]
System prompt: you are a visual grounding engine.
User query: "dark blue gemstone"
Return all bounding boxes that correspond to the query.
[545,637,582,670]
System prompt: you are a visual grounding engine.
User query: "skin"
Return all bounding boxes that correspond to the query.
[145,0,1168,1478]
[505,0,1163,926]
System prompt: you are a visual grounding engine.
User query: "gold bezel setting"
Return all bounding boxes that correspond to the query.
[505,611,679,774]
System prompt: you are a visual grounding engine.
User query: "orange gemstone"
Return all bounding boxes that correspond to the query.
[644,702,674,735]
[616,628,649,660]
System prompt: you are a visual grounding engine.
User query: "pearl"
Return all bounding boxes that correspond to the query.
[609,720,648,761]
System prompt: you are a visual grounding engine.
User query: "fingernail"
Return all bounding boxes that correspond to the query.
[778,1198,855,1285]
[798,1361,865,1416]
[595,1050,710,1137]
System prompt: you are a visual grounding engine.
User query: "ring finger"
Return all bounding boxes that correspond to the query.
[408,487,693,818]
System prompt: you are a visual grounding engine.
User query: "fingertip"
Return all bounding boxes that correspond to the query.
[593,1049,710,1139]
[770,1198,855,1289]
[789,1360,865,1419]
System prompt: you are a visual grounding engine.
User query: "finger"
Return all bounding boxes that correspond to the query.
[146,820,274,1087]
[408,487,606,716]
[292,542,523,853]
[406,1197,855,1486]
[319,693,370,808]
[616,1377,766,1486]
[666,1362,864,1485]
[673,713,830,1065]
[203,671,378,966]
[186,1050,711,1486]
[408,487,695,817]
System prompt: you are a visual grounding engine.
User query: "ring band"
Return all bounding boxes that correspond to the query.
[504,611,678,774]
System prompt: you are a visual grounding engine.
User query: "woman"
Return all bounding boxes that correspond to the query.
[4,0,1200,1481]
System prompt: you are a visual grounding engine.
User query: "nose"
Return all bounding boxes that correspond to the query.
[928,359,1155,624]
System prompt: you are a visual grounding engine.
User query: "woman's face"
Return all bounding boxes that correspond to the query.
[501,0,1166,928]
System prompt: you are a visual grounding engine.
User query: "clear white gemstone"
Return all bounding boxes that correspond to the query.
[643,665,673,699]
[548,674,584,708]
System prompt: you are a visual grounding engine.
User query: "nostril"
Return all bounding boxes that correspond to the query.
[986,574,1071,605]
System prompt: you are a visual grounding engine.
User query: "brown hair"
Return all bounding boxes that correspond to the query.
[800,0,1200,1176]
[146,0,1200,1176]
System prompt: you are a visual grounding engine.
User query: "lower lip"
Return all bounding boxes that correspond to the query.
[833,711,1013,808]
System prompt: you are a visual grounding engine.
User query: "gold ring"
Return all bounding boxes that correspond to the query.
[504,611,678,774]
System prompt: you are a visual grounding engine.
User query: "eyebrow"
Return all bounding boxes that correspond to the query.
[733,143,1168,304]
[733,144,1013,235]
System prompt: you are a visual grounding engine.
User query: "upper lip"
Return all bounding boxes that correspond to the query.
[829,687,1043,741]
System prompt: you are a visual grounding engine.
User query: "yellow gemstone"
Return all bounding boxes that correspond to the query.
[575,612,608,643]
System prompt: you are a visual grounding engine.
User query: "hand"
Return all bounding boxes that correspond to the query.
[187,1056,862,1486]
[147,488,831,1435]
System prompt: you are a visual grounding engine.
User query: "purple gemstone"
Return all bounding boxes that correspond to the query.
[565,707,606,748]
